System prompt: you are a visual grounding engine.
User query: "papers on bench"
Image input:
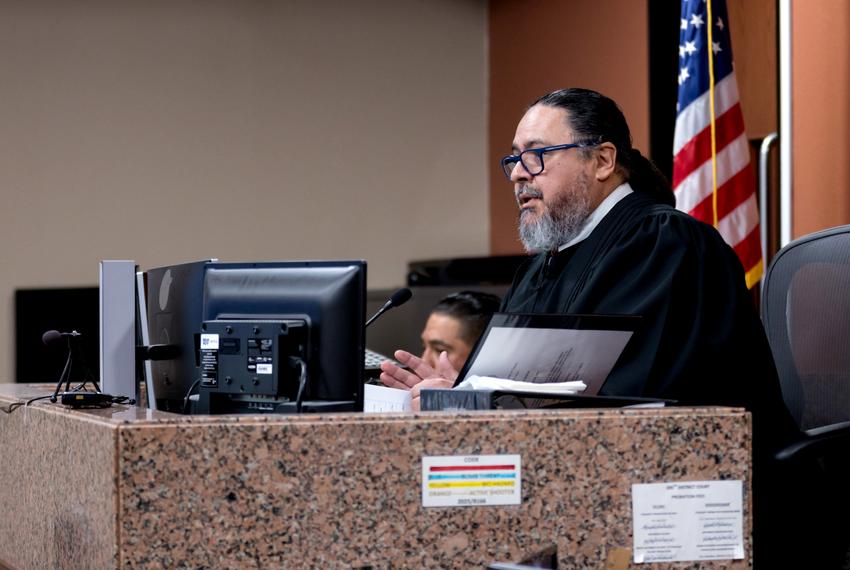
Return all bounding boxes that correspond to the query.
[363,383,411,413]
[455,313,640,395]
[454,375,586,395]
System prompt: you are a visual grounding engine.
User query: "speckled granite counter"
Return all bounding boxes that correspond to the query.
[0,384,751,569]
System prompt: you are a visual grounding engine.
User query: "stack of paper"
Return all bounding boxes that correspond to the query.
[454,375,586,395]
[363,383,412,413]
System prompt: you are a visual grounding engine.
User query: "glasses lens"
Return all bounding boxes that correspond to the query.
[522,150,543,176]
[501,156,519,179]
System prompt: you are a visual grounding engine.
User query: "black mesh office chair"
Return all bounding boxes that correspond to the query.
[761,224,850,569]
[762,225,850,431]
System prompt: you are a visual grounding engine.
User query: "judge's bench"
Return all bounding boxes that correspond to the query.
[0,384,752,569]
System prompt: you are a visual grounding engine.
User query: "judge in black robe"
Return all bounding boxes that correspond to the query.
[502,189,782,417]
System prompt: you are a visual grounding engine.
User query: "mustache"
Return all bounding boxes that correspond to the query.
[515,185,543,205]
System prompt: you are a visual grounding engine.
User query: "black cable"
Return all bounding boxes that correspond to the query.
[182,379,201,415]
[294,358,307,413]
[1,394,57,414]
[1,391,136,414]
[0,402,23,414]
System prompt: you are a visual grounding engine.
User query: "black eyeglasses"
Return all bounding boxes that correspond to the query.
[500,142,598,180]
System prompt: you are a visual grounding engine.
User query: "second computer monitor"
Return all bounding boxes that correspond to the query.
[199,260,366,413]
[142,259,212,412]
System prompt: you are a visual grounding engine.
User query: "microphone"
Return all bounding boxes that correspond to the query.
[365,287,412,328]
[42,330,81,347]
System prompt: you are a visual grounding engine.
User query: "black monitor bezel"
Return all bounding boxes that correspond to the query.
[201,260,367,411]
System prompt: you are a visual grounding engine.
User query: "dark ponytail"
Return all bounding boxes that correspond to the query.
[534,88,675,206]
[623,149,675,206]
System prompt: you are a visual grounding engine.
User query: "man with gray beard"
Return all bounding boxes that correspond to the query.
[515,169,593,253]
[381,87,793,441]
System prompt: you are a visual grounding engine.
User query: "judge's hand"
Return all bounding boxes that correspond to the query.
[380,350,459,411]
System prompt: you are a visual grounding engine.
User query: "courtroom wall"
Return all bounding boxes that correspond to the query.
[0,0,489,383]
[792,0,850,236]
[487,0,650,254]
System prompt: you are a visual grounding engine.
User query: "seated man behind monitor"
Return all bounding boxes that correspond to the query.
[420,291,501,371]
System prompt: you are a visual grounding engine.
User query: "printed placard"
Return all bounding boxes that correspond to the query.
[199,334,219,387]
[257,363,273,375]
[632,480,744,563]
[422,454,521,507]
[200,334,220,350]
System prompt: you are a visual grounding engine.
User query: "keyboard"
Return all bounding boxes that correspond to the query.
[363,348,403,382]
[364,348,401,369]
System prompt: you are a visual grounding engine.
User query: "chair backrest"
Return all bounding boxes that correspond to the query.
[761,224,850,431]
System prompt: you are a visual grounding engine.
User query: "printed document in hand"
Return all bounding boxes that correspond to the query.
[454,313,639,396]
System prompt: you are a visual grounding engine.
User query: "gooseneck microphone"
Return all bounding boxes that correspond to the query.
[42,329,81,347]
[365,287,413,328]
[41,329,119,406]
[42,330,83,402]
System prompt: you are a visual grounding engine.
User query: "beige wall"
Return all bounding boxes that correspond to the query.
[792,0,850,237]
[0,0,489,382]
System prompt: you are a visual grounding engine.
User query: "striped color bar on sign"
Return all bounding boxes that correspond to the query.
[421,455,521,507]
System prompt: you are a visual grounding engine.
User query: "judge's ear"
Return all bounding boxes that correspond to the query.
[592,142,618,182]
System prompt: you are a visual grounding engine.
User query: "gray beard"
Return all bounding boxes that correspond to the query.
[517,177,592,253]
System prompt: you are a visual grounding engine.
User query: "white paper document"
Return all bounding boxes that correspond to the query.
[454,375,586,395]
[363,383,411,413]
[462,325,633,395]
[632,480,744,563]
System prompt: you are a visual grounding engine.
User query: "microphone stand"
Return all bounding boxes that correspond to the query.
[365,288,413,328]
[49,333,100,402]
[50,337,74,403]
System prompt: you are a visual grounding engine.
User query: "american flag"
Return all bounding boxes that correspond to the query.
[673,0,762,289]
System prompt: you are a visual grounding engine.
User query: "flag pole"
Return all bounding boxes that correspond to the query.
[706,0,719,227]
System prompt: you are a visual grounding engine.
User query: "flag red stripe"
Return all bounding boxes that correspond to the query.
[686,163,755,224]
[733,226,763,272]
[673,103,747,185]
[674,0,762,288]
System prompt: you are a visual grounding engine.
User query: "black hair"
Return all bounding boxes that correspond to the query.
[534,88,675,206]
[432,290,501,345]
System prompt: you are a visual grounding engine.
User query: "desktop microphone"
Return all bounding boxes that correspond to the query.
[42,329,81,347]
[365,287,413,328]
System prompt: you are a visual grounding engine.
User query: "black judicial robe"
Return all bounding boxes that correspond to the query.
[501,192,792,436]
[503,191,804,565]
